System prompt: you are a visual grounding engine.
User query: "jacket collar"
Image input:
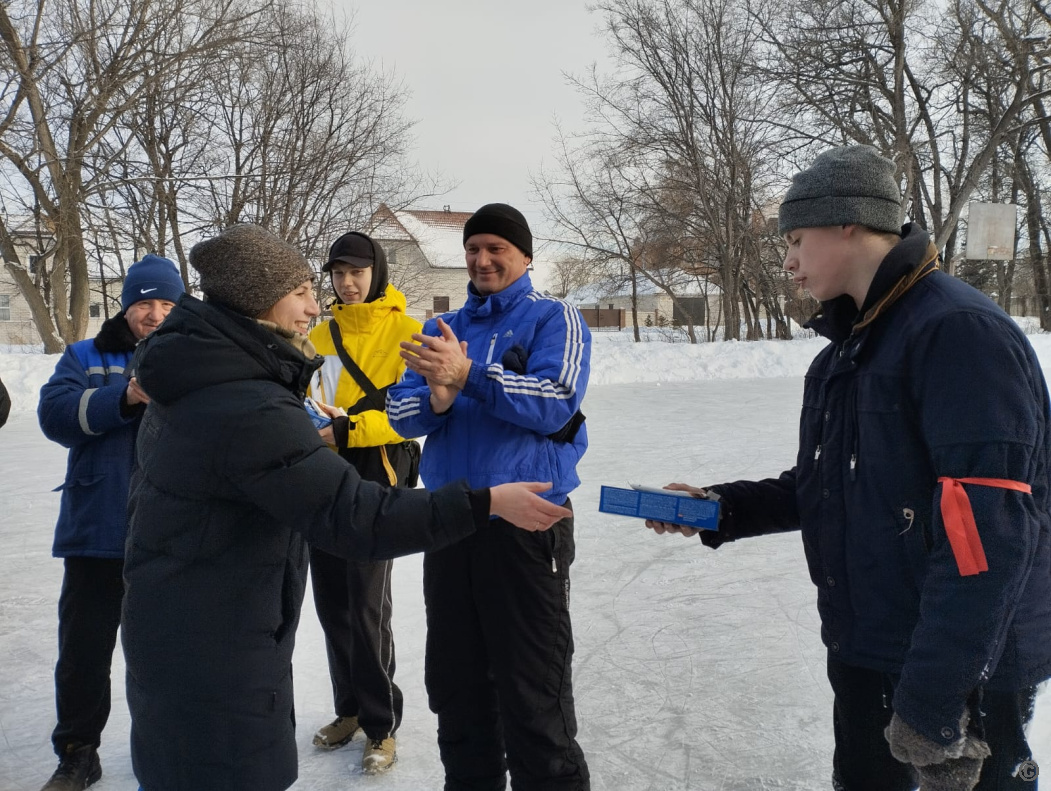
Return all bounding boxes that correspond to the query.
[329,284,407,334]
[463,272,533,319]
[137,295,321,405]
[94,312,138,354]
[807,223,936,344]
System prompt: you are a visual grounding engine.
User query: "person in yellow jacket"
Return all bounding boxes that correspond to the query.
[306,230,421,775]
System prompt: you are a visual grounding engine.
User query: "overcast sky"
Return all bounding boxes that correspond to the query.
[328,0,611,240]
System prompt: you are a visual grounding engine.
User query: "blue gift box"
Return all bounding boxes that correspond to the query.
[303,397,332,429]
[598,485,720,530]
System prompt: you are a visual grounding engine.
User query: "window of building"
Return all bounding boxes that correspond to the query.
[89,303,101,318]
[28,255,41,275]
[433,296,450,313]
[0,295,10,321]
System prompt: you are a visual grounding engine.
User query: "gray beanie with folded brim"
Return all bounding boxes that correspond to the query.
[778,145,903,236]
[189,224,315,317]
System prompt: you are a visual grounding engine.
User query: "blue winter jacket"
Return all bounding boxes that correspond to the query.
[706,225,1051,747]
[387,273,590,504]
[38,315,143,558]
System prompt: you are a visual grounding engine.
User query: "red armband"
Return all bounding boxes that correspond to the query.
[937,477,1032,576]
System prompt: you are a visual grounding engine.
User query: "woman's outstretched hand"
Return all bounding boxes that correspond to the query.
[490,482,572,531]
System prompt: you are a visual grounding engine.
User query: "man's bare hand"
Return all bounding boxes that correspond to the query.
[401,318,471,388]
[126,377,150,406]
[429,382,459,415]
[644,520,701,538]
[644,483,708,537]
[490,482,572,531]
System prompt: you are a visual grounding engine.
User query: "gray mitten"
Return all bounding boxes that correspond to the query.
[885,712,990,791]
[916,757,987,791]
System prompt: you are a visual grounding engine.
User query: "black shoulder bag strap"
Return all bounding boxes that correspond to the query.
[328,320,388,414]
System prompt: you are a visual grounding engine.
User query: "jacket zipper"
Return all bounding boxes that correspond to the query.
[849,381,859,481]
[485,333,498,365]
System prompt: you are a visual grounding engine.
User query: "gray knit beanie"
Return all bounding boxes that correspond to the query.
[778,145,902,236]
[189,224,314,317]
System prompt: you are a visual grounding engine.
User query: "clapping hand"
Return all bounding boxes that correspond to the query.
[400,318,470,413]
[400,318,471,386]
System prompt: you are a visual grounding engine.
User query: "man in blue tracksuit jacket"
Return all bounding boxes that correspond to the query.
[388,203,591,791]
[647,146,1051,790]
[37,254,184,791]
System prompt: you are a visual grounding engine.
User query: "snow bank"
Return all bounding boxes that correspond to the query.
[1,350,55,415]
[589,334,830,384]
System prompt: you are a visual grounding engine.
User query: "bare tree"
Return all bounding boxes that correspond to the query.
[762,0,1051,265]
[0,0,253,350]
[546,253,594,298]
[538,0,791,342]
[193,2,439,272]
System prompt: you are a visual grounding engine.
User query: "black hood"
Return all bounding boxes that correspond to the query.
[134,294,320,407]
[330,235,389,305]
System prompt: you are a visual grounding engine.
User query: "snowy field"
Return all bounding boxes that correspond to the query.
[1,333,1049,790]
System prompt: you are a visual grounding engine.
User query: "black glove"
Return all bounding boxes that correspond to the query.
[500,344,529,375]
[885,712,990,791]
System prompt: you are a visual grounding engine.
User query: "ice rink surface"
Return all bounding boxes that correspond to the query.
[1,355,1048,790]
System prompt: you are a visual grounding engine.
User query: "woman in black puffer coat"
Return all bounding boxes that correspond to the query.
[121,224,567,791]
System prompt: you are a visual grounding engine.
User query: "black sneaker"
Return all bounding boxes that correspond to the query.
[39,744,102,791]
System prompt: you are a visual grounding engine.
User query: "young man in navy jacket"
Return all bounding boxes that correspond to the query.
[648,146,1051,790]
[37,255,184,790]
[388,203,592,791]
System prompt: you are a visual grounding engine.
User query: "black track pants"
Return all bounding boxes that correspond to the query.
[51,557,124,755]
[423,507,590,791]
[308,546,402,739]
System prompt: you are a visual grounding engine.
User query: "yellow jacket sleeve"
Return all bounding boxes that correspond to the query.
[343,407,406,448]
[308,293,422,450]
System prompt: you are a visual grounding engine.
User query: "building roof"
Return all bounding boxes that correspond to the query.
[370,205,472,269]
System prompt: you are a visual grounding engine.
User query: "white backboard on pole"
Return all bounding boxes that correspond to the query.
[966,202,1017,261]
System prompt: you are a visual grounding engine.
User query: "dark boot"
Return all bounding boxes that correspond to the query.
[40,744,102,791]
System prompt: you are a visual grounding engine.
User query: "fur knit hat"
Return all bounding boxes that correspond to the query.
[121,254,185,312]
[778,145,903,236]
[189,224,314,317]
[463,203,533,258]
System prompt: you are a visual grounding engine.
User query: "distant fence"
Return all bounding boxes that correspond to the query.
[578,307,624,330]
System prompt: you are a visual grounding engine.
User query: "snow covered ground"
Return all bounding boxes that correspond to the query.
[1,333,1048,790]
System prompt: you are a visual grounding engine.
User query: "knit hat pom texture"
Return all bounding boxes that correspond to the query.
[189,224,314,317]
[778,145,902,236]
